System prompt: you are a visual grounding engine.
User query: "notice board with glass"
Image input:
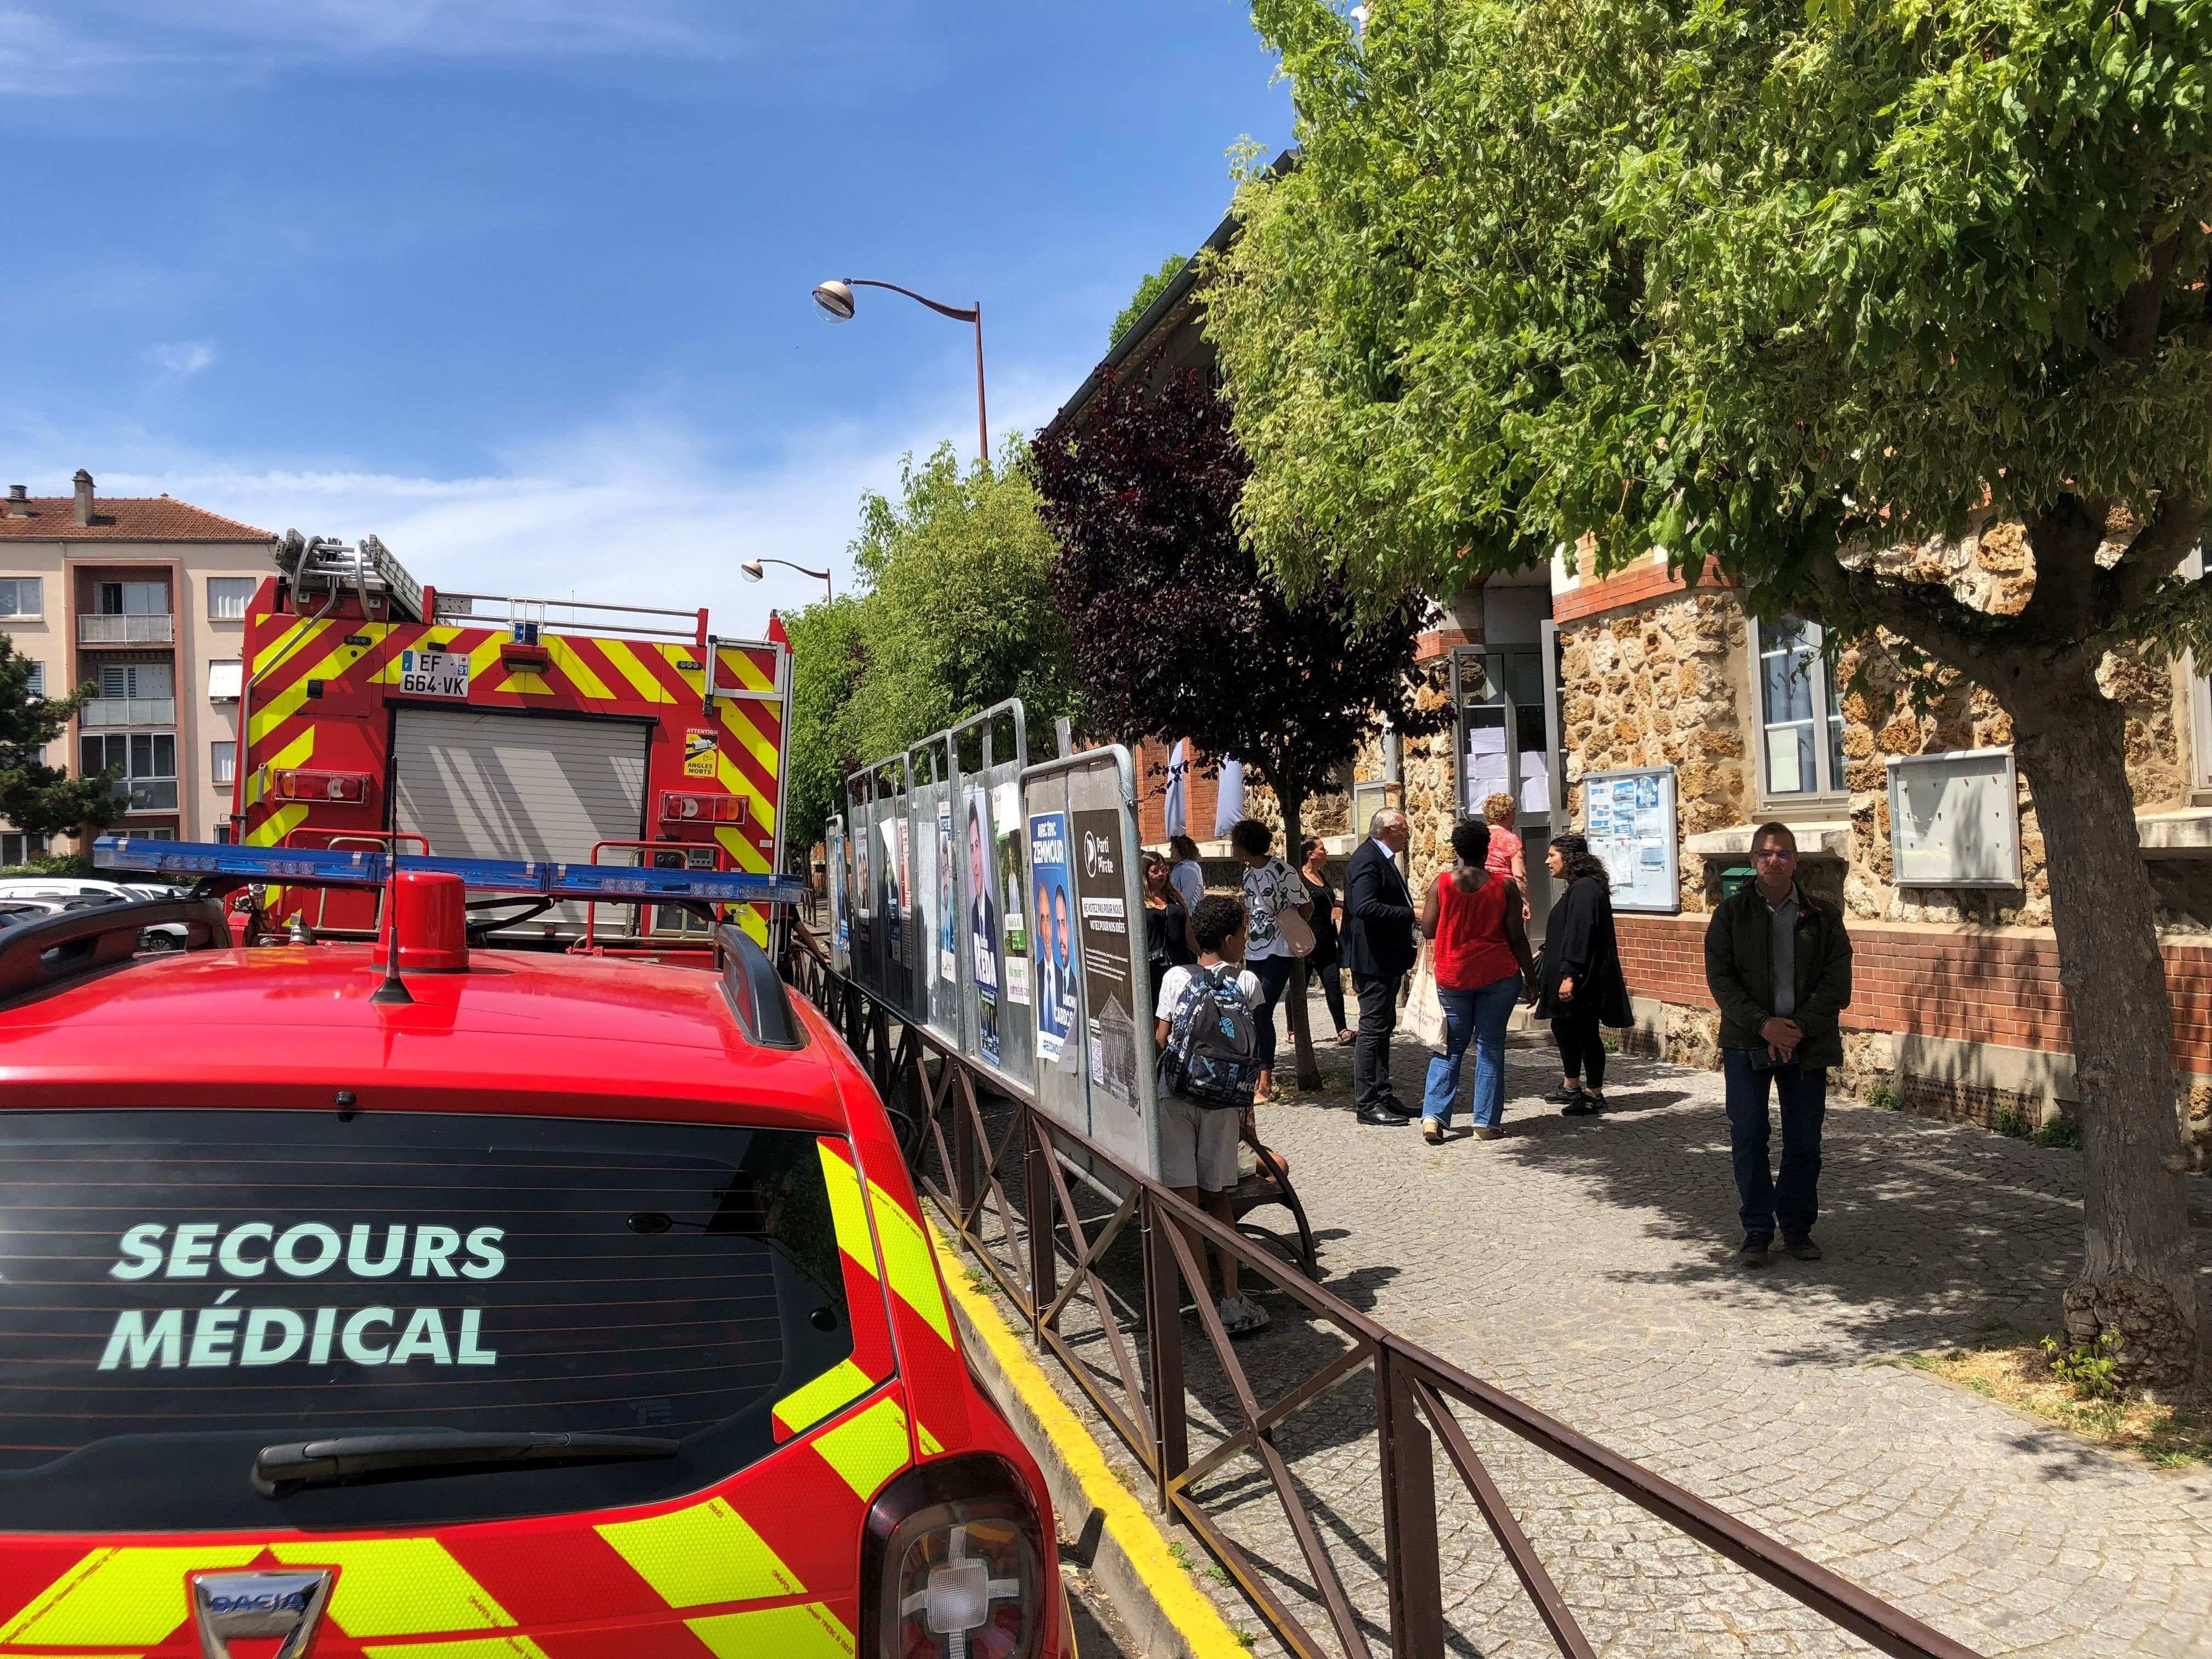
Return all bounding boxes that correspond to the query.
[1581,765,1679,913]
[1887,748,2021,887]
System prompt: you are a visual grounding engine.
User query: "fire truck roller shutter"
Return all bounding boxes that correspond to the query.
[391,707,650,934]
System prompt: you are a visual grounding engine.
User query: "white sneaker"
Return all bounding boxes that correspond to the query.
[1217,1295,1269,1336]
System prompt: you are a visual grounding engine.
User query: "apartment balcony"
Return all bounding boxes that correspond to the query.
[111,779,179,814]
[78,613,174,645]
[81,697,177,728]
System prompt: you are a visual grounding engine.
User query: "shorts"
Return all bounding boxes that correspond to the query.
[1159,1091,1242,1192]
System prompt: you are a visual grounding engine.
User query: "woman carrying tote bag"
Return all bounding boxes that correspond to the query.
[1537,832,1634,1115]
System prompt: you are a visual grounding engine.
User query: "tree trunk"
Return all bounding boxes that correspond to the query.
[2004,663,2203,1395]
[1279,786,1325,1092]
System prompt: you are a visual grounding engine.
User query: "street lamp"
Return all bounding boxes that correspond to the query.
[811,278,989,466]
[741,557,833,600]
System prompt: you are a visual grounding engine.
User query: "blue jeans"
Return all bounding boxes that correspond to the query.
[1722,1048,1827,1240]
[1421,972,1522,1128]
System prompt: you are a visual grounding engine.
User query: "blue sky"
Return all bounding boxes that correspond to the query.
[0,1,1292,632]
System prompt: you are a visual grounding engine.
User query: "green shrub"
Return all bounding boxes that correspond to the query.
[0,854,96,878]
[2042,1330,2123,1401]
[2035,1116,2084,1150]
[1864,1081,1900,1111]
[1994,1103,2036,1140]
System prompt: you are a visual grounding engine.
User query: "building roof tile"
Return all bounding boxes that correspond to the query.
[0,495,273,543]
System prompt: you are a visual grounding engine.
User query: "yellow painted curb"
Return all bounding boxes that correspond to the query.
[929,1222,1250,1659]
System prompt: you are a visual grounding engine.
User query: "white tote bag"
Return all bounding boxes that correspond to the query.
[1406,943,1448,1053]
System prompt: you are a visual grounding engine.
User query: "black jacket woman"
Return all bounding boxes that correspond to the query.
[1537,833,1632,1115]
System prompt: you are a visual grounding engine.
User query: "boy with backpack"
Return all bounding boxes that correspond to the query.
[1154,893,1272,1336]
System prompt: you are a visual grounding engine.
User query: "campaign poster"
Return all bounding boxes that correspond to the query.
[897,817,913,968]
[964,789,1002,1062]
[1073,808,1139,1112]
[935,806,957,988]
[1028,810,1074,1063]
[878,820,903,961]
[854,831,873,958]
[830,828,850,955]
[995,781,1030,1007]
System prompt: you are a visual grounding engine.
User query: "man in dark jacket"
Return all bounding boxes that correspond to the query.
[1340,809,1418,1126]
[1703,822,1853,1267]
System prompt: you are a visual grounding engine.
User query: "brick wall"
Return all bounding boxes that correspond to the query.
[1615,913,2212,1075]
[1552,557,1734,624]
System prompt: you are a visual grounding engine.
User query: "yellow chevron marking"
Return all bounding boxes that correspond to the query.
[718,695,782,777]
[817,1140,878,1274]
[811,1394,912,1499]
[687,1603,855,1659]
[251,617,332,678]
[548,636,616,701]
[772,1356,877,1437]
[492,668,555,696]
[596,1497,805,1609]
[714,755,776,840]
[715,823,770,876]
[371,629,469,684]
[868,1180,955,1347]
[599,637,677,704]
[0,1546,262,1646]
[363,1641,551,1659]
[269,1539,515,1637]
[719,646,777,695]
[466,636,505,683]
[249,634,368,746]
[248,803,311,848]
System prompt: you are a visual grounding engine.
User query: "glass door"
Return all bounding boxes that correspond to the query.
[1451,645,1559,940]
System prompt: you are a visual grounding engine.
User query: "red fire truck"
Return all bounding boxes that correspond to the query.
[230,533,792,950]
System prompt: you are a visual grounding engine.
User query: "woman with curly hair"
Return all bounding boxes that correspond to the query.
[1537,832,1633,1115]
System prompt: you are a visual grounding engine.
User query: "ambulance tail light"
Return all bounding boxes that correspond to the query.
[271,770,370,804]
[862,1454,1048,1659]
[660,791,746,825]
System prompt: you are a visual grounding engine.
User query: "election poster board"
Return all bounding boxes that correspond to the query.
[1582,765,1679,913]
[825,815,850,974]
[1072,806,1141,1136]
[962,787,1002,1064]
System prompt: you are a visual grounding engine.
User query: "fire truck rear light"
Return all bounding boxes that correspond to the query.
[660,792,746,825]
[271,770,369,803]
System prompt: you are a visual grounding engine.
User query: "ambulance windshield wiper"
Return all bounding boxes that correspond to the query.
[252,1430,679,1497]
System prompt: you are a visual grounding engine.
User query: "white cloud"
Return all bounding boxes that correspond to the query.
[43,359,1077,642]
[0,0,749,96]
[145,341,216,380]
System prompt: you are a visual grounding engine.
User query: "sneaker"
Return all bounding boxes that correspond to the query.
[1560,1090,1602,1116]
[1543,1085,1582,1104]
[1218,1295,1269,1336]
[1783,1234,1823,1261]
[1471,1125,1504,1141]
[1739,1235,1772,1268]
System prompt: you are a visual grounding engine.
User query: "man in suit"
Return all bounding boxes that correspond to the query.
[1340,808,1418,1126]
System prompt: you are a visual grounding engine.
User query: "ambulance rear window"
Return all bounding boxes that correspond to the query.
[0,1110,865,1531]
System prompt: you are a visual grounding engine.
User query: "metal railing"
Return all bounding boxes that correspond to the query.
[783,924,1982,1659]
[80,697,176,727]
[78,613,173,644]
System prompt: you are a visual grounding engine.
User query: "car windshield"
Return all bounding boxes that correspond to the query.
[0,1110,861,1530]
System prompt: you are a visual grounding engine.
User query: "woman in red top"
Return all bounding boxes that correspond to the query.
[1417,817,1539,1143]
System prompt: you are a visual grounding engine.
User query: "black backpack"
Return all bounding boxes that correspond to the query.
[1156,965,1260,1109]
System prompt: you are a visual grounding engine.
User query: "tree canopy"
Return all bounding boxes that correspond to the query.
[0,637,120,840]
[1207,0,2212,1388]
[1110,255,1188,351]
[781,441,1081,853]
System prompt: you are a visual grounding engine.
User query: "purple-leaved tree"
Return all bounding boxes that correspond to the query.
[1032,362,1444,1088]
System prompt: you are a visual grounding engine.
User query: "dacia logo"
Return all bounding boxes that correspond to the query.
[189,1568,332,1659]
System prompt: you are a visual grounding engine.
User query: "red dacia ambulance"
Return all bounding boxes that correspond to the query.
[0,839,1073,1659]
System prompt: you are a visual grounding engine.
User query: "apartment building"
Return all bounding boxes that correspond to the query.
[0,471,275,855]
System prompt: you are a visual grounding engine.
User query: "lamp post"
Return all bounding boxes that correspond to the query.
[811,278,988,466]
[741,558,833,601]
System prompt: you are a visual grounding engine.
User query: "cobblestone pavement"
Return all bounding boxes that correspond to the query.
[967,990,2212,1659]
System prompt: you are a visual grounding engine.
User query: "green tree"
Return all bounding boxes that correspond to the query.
[1110,255,1188,351]
[784,442,1081,843]
[1210,0,2212,1387]
[0,636,120,840]
[780,594,868,857]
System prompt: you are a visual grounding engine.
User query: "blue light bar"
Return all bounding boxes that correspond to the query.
[94,837,811,907]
